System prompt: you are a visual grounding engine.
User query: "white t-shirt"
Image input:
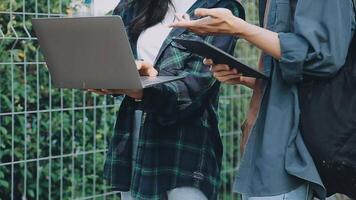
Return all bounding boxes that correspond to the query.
[136,0,197,64]
[93,0,119,16]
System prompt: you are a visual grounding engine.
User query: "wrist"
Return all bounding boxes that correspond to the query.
[241,77,256,90]
[232,18,251,37]
[245,83,256,90]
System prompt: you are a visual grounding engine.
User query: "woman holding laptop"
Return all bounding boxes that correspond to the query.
[89,0,244,199]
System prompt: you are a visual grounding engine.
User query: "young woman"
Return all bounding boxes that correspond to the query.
[89,0,244,199]
[171,0,355,200]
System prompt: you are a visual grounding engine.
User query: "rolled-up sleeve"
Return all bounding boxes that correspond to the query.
[278,0,355,83]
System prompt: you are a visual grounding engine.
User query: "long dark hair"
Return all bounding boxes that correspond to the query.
[129,0,173,40]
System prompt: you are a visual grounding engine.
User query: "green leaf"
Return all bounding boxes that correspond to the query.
[0,180,9,189]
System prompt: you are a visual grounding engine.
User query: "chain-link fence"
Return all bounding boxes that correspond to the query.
[0,0,259,199]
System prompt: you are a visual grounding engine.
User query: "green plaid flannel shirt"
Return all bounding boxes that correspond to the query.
[104,0,245,199]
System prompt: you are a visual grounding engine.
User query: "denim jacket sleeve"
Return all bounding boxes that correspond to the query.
[278,0,355,83]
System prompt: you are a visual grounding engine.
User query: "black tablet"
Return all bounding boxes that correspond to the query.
[172,38,268,80]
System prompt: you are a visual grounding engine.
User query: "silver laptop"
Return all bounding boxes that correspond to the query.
[32,16,185,89]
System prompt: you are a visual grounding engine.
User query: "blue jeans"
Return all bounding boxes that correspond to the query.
[121,187,208,200]
[242,184,313,200]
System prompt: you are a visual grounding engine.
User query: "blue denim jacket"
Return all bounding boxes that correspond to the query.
[234,0,355,198]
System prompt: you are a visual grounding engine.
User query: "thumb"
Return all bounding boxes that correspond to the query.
[195,8,218,18]
[148,68,158,77]
[135,60,143,70]
[140,61,153,70]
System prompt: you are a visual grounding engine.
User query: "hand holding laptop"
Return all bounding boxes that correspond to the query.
[88,60,158,99]
[32,16,185,90]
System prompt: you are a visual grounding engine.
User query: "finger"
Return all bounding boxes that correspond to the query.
[214,70,238,78]
[171,16,216,33]
[188,16,213,27]
[87,89,99,93]
[196,8,232,18]
[211,64,231,72]
[101,89,110,92]
[139,70,157,76]
[194,8,212,17]
[187,28,209,35]
[174,13,185,22]
[102,89,123,94]
[203,58,214,65]
[232,68,239,74]
[174,13,190,21]
[144,68,158,77]
[168,20,194,28]
[219,74,242,82]
[138,63,157,77]
[195,8,219,18]
[135,60,143,70]
[182,13,190,20]
[225,79,243,85]
[138,61,149,70]
[101,89,115,94]
[214,73,241,81]
[149,69,158,77]
[88,89,107,95]
[185,18,218,35]
[137,61,155,72]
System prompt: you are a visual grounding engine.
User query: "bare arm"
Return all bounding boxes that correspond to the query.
[170,8,282,60]
[237,21,281,60]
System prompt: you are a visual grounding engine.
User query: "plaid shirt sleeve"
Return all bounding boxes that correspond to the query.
[141,2,242,125]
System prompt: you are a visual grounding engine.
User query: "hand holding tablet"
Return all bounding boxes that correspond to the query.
[172,38,268,79]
